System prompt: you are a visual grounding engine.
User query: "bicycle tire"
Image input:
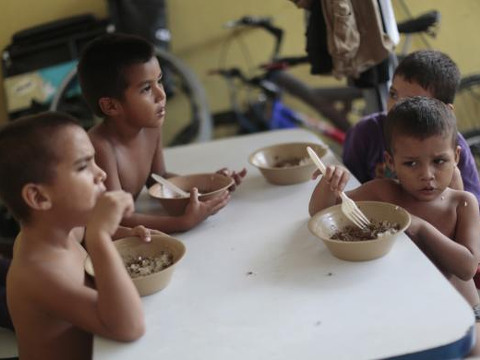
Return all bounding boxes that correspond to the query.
[454,74,480,136]
[50,46,212,146]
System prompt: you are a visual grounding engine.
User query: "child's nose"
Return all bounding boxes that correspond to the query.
[94,163,107,182]
[420,164,435,180]
[154,83,165,102]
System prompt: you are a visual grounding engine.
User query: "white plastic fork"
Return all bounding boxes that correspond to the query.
[306,146,371,229]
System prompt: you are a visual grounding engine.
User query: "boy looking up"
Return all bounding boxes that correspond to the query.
[78,33,246,234]
[1,112,145,360]
[342,50,480,203]
[310,97,480,322]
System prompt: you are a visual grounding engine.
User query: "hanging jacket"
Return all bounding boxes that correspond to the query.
[321,0,395,79]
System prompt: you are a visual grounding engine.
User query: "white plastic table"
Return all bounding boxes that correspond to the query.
[93,129,474,360]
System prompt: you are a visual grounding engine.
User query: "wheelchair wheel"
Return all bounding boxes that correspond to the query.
[50,46,212,146]
[454,74,480,135]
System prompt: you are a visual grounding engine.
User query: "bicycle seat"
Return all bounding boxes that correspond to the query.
[397,10,440,35]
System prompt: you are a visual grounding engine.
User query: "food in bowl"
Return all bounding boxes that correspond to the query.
[274,156,312,168]
[308,201,411,261]
[330,220,401,241]
[124,253,174,278]
[84,234,186,296]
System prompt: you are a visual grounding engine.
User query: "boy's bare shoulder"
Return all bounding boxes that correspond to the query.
[88,124,115,156]
[448,187,480,210]
[88,124,110,146]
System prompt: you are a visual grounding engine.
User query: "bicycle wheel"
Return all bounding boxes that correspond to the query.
[454,74,480,135]
[463,129,480,176]
[50,46,212,146]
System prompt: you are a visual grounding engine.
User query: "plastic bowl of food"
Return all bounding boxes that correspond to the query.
[308,201,411,261]
[84,234,186,296]
[248,142,328,185]
[148,173,234,216]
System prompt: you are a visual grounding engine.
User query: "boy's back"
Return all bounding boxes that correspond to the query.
[8,232,92,360]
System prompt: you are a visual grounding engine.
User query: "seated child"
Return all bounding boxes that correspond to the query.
[0,112,146,359]
[342,50,480,203]
[77,33,246,233]
[310,97,480,346]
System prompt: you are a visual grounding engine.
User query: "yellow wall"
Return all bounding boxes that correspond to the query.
[0,0,479,129]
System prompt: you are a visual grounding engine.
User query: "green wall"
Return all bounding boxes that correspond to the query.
[0,0,479,136]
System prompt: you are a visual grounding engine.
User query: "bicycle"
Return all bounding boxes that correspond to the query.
[208,9,442,152]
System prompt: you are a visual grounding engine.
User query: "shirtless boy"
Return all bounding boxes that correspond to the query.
[1,112,145,360]
[78,33,246,233]
[310,97,480,321]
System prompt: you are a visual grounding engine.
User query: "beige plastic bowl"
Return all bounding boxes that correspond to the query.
[308,201,411,261]
[148,173,234,216]
[85,234,186,296]
[248,142,328,185]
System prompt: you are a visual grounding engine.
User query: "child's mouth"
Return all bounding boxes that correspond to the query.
[419,186,435,194]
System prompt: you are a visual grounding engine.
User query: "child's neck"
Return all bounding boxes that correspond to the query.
[20,218,75,249]
[103,117,143,142]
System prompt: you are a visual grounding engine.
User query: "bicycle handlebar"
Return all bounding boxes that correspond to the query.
[223,16,284,58]
[224,16,273,28]
[397,10,440,37]
[225,10,441,61]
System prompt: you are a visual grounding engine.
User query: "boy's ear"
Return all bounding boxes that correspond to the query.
[454,145,461,165]
[98,97,122,117]
[384,150,395,172]
[21,184,52,211]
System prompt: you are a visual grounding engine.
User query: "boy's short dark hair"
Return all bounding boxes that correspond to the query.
[394,50,460,104]
[0,112,80,222]
[384,96,457,155]
[78,33,156,117]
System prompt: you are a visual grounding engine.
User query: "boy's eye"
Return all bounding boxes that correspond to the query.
[389,89,398,101]
[434,158,446,165]
[157,78,163,86]
[403,161,416,167]
[141,85,152,93]
[76,162,88,171]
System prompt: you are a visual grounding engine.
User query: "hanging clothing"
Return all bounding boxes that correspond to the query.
[320,0,395,79]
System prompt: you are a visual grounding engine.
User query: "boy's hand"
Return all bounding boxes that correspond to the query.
[129,225,153,242]
[216,167,247,192]
[181,188,230,229]
[314,165,350,193]
[87,191,135,238]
